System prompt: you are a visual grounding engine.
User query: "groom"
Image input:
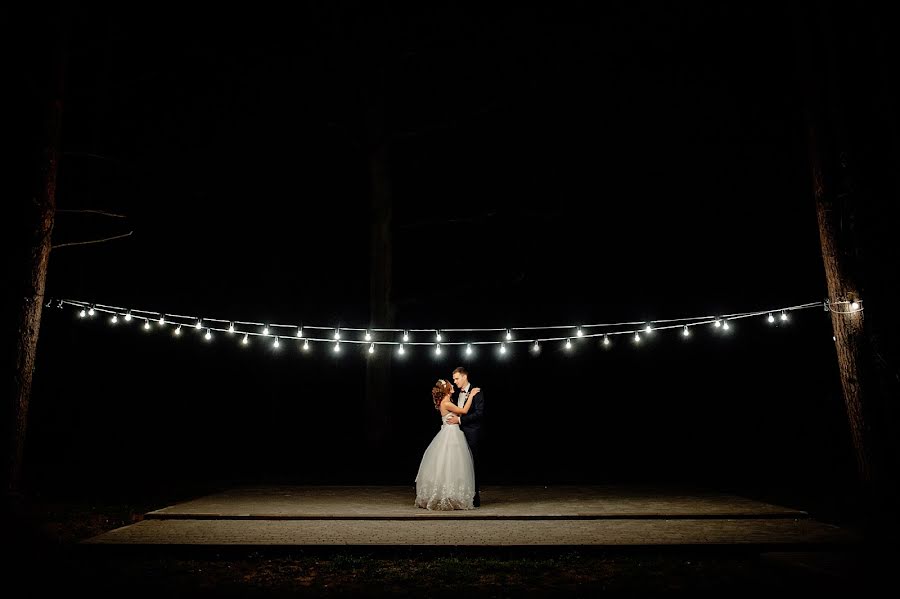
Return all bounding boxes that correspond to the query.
[447,366,484,507]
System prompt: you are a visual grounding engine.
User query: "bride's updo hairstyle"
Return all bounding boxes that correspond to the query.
[431,379,452,410]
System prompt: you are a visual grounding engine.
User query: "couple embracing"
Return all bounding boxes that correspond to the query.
[415,367,485,510]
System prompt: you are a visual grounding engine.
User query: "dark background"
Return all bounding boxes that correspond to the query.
[9,3,900,508]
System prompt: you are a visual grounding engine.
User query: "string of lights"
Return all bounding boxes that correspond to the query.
[46,297,855,356]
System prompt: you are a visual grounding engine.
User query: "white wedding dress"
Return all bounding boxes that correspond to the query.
[415,412,476,510]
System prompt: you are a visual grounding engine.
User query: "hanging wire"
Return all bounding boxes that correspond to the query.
[58,298,826,347]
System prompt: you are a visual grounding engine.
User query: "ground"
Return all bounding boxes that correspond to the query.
[2,490,894,596]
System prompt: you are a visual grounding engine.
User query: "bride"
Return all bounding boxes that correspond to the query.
[415,379,481,510]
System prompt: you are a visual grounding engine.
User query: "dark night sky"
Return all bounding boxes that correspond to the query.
[11,3,900,499]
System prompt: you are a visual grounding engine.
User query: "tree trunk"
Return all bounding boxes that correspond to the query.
[6,38,63,498]
[809,130,873,482]
[365,141,395,449]
[797,4,876,483]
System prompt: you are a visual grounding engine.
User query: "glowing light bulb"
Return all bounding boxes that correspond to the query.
[683,325,690,337]
[645,324,652,334]
[273,337,280,349]
[110,314,118,324]
[124,311,132,322]
[603,334,610,346]
[333,341,340,353]
[334,329,341,340]
[403,331,409,342]
[714,318,721,328]
[205,329,212,340]
[263,325,269,336]
[565,339,572,350]
[466,344,473,355]
[158,315,165,325]
[228,322,235,334]
[506,329,512,340]
[303,339,310,351]
[242,333,249,345]
[576,327,583,337]
[850,301,860,311]
[436,331,442,342]
[88,307,95,316]
[365,330,371,341]
[767,313,775,323]
[296,327,303,337]
[435,344,442,356]
[780,310,788,321]
[634,332,641,343]
[79,309,87,318]
[499,344,506,354]
[532,341,540,352]
[398,344,405,355]
[369,343,375,354]
[144,319,151,330]
[722,321,730,331]
[195,320,202,329]
[174,325,182,336]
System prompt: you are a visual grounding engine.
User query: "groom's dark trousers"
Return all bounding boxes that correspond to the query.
[459,388,485,500]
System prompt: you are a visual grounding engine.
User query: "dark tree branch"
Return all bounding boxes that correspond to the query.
[52,230,133,249]
[397,210,497,230]
[392,98,503,141]
[62,150,123,163]
[56,209,127,218]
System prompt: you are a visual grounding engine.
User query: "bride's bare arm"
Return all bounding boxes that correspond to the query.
[441,389,480,415]
[442,399,465,415]
[457,388,480,414]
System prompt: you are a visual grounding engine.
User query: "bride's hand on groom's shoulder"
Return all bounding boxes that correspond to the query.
[471,387,481,396]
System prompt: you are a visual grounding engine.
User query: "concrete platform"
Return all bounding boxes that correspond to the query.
[82,486,859,548]
[140,485,809,519]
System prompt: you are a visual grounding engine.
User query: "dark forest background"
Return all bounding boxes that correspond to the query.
[7,2,900,510]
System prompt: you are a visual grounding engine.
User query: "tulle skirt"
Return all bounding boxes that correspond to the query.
[415,424,475,510]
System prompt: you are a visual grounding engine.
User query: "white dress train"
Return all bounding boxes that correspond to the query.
[415,413,476,510]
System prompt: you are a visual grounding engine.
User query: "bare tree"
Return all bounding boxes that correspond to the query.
[5,8,130,499]
[5,17,65,498]
[795,4,878,483]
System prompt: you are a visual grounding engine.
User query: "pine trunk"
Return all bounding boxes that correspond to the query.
[809,126,873,481]
[365,141,395,449]
[6,50,63,497]
[797,4,876,483]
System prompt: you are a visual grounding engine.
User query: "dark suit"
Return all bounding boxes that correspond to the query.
[458,386,484,496]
